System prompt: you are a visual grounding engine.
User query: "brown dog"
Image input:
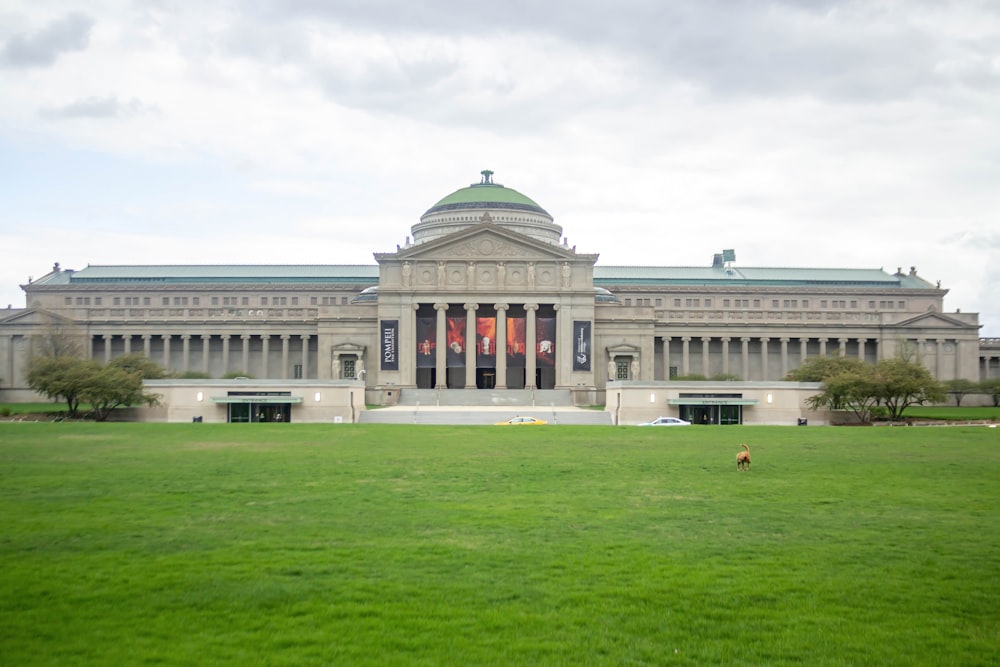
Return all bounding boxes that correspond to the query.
[736,444,751,471]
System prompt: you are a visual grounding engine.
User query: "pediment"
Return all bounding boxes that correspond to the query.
[894,311,975,330]
[0,307,77,327]
[378,222,588,263]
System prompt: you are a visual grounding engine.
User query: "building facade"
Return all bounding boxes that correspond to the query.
[1,170,994,420]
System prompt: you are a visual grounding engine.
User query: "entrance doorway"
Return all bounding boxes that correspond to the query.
[228,402,291,423]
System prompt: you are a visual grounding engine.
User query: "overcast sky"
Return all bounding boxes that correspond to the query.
[2,1,998,335]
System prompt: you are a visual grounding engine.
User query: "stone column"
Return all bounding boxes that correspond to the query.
[526,304,538,389]
[221,335,231,376]
[818,338,828,357]
[301,335,311,379]
[799,337,809,367]
[181,335,191,373]
[201,335,211,375]
[721,337,731,376]
[161,335,172,371]
[241,334,251,375]
[740,337,750,380]
[663,337,672,381]
[103,334,113,363]
[281,335,290,379]
[464,303,478,388]
[681,337,691,376]
[123,334,132,355]
[936,339,946,380]
[701,337,711,377]
[435,303,448,389]
[780,337,789,378]
[857,338,867,363]
[261,335,270,378]
[838,338,848,357]
[495,303,508,389]
[142,334,152,358]
[760,337,770,381]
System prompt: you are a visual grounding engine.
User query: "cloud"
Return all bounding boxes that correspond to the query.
[38,96,155,120]
[1,12,93,68]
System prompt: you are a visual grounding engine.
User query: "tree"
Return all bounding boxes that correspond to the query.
[80,364,160,421]
[981,379,1000,408]
[804,364,882,423]
[30,314,86,358]
[26,356,98,417]
[944,378,979,407]
[788,356,868,382]
[873,358,946,421]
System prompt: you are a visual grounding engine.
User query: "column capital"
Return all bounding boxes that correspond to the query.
[141,334,152,340]
[280,334,291,341]
[260,334,270,340]
[721,337,732,343]
[760,337,770,343]
[201,334,212,340]
[412,303,421,311]
[103,334,114,340]
[799,337,809,343]
[221,334,231,340]
[818,337,829,343]
[494,303,509,312]
[740,337,750,343]
[434,303,449,312]
[181,334,192,341]
[161,334,172,340]
[701,337,711,343]
[681,337,691,342]
[525,303,539,312]
[241,334,251,340]
[838,337,849,343]
[780,337,790,343]
[552,304,560,311]
[300,334,311,341]
[464,303,478,312]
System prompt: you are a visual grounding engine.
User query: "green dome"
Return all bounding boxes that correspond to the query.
[423,170,549,217]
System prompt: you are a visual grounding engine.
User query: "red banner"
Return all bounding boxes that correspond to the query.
[416,317,435,368]
[476,317,496,366]
[507,317,526,367]
[536,317,555,368]
[446,317,466,368]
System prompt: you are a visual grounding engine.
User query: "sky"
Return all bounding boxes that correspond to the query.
[1,0,998,335]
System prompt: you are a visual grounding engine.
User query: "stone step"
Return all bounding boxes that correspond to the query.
[395,388,574,408]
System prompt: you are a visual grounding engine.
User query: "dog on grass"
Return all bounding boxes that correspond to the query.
[736,444,751,471]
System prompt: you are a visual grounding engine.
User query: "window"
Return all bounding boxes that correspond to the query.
[616,360,629,380]
[341,297,348,305]
[655,298,662,307]
[342,358,356,379]
[143,297,150,306]
[65,297,72,305]
[898,301,905,309]
[772,300,779,308]
[753,299,760,308]
[95,297,102,306]
[114,297,121,306]
[260,297,268,306]
[242,297,249,306]
[821,300,828,308]
[624,298,631,306]
[310,296,317,305]
[850,300,857,308]
[291,297,299,306]
[673,298,681,307]
[293,364,303,379]
[723,299,730,307]
[193,297,200,306]
[802,300,809,308]
[162,297,169,306]
[704,298,712,307]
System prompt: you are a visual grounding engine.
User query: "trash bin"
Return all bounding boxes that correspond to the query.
[193,416,203,423]
[797,418,807,426]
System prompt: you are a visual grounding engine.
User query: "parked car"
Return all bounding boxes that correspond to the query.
[637,417,691,426]
[495,416,547,425]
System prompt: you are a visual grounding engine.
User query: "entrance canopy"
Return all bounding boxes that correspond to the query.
[668,398,759,406]
[211,396,304,404]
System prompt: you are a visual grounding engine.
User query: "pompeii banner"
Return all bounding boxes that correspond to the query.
[536,317,555,368]
[572,320,591,371]
[415,317,435,368]
[446,317,466,368]
[506,317,526,367]
[476,317,497,367]
[380,319,398,371]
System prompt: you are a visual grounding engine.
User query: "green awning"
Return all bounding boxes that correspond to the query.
[667,398,759,406]
[211,396,303,404]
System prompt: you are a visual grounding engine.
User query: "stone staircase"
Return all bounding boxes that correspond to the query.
[359,388,613,425]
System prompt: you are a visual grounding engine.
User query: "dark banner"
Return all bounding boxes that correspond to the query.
[536,317,555,368]
[380,319,398,371]
[506,317,526,367]
[416,317,436,368]
[476,316,496,367]
[573,320,591,371]
[446,317,466,368]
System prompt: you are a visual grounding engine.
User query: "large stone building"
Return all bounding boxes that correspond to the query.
[1,170,996,422]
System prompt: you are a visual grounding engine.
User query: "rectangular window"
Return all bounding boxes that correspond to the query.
[342,359,356,380]
[753,299,760,308]
[868,300,875,309]
[242,297,249,306]
[212,296,219,306]
[65,297,72,305]
[193,297,200,306]
[616,360,629,380]
[161,297,169,306]
[310,296,317,305]
[143,297,150,306]
[260,297,268,306]
[802,300,809,308]
[291,297,299,306]
[113,297,121,306]
[898,301,905,309]
[850,300,857,308]
[821,300,828,308]
[674,298,681,307]
[95,297,102,306]
[341,297,348,305]
[655,298,662,307]
[772,300,779,308]
[704,298,712,307]
[723,299,730,307]
[624,298,632,306]
[293,364,303,379]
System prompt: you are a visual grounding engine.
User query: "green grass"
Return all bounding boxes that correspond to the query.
[1,423,998,665]
[904,405,1000,420]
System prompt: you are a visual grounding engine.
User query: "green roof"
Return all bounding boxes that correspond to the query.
[594,266,925,288]
[38,265,379,286]
[424,171,549,217]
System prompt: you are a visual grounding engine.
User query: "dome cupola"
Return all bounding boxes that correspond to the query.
[411,170,562,244]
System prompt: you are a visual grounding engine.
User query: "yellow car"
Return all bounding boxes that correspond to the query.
[495,416,547,425]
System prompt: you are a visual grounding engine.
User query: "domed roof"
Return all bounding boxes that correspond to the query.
[423,170,550,217]
[412,170,562,245]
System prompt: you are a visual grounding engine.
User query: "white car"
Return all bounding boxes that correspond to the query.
[638,417,691,426]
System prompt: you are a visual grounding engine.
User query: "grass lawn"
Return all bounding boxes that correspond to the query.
[1,423,998,665]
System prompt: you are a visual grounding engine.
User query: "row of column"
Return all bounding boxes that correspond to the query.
[664,336,878,380]
[430,302,542,389]
[100,333,311,379]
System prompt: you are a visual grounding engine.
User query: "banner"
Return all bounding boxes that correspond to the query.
[536,317,555,368]
[446,317,466,368]
[380,319,398,371]
[573,320,591,371]
[506,317,526,367]
[476,316,496,367]
[416,317,436,368]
